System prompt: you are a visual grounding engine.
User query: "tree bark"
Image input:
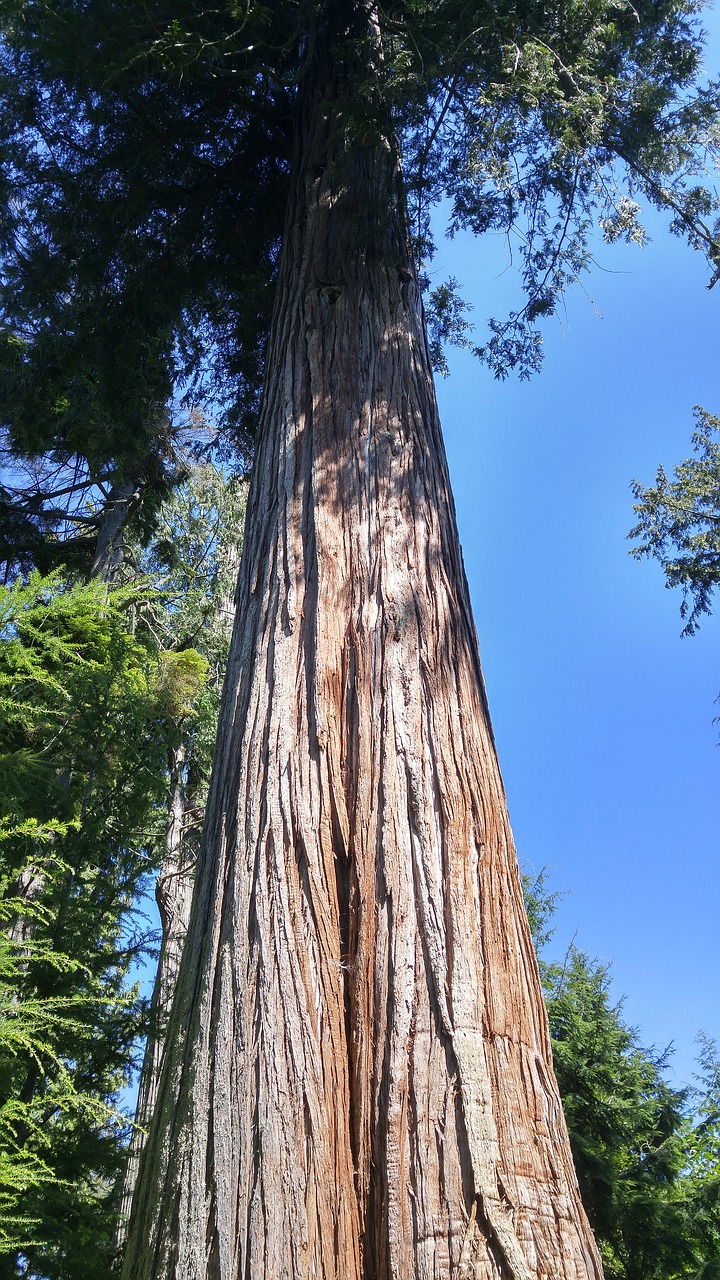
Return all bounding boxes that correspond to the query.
[116,500,244,1255]
[115,743,196,1253]
[122,15,603,1279]
[6,866,46,951]
[91,474,144,581]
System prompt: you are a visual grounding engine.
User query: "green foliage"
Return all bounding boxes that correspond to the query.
[130,462,245,654]
[127,461,247,799]
[426,277,474,377]
[0,987,128,1265]
[524,871,720,1279]
[546,949,691,1278]
[0,0,716,493]
[521,867,565,951]
[0,913,96,1255]
[390,0,720,375]
[154,649,209,726]
[0,462,244,1277]
[629,407,720,635]
[0,0,292,467]
[0,570,206,1277]
[683,1035,720,1273]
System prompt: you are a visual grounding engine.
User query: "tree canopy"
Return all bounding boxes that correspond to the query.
[0,0,718,498]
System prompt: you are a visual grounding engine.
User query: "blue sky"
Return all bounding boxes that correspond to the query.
[432,32,719,1086]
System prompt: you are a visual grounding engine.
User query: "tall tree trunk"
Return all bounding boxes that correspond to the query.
[114,743,196,1252]
[92,473,144,581]
[6,866,46,951]
[122,16,603,1280]
[116,508,244,1256]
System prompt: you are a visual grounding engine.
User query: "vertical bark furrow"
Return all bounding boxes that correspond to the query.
[122,25,603,1280]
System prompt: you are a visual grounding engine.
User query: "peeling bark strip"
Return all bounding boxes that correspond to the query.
[122,11,603,1280]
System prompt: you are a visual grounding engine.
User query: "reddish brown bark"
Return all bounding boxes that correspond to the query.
[122,18,603,1279]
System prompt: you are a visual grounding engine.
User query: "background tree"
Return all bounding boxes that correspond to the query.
[525,872,720,1280]
[682,1034,720,1276]
[0,411,220,585]
[630,406,720,636]
[115,463,247,1246]
[0,458,246,1277]
[0,572,172,1277]
[546,949,693,1280]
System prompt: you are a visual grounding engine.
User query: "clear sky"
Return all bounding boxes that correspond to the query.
[432,26,720,1088]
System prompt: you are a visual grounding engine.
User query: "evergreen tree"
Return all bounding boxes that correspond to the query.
[0,457,246,1277]
[629,405,720,731]
[524,872,720,1280]
[1,3,719,1277]
[630,406,720,637]
[683,1034,720,1275]
[545,948,692,1280]
[115,462,247,1246]
[0,571,202,1278]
